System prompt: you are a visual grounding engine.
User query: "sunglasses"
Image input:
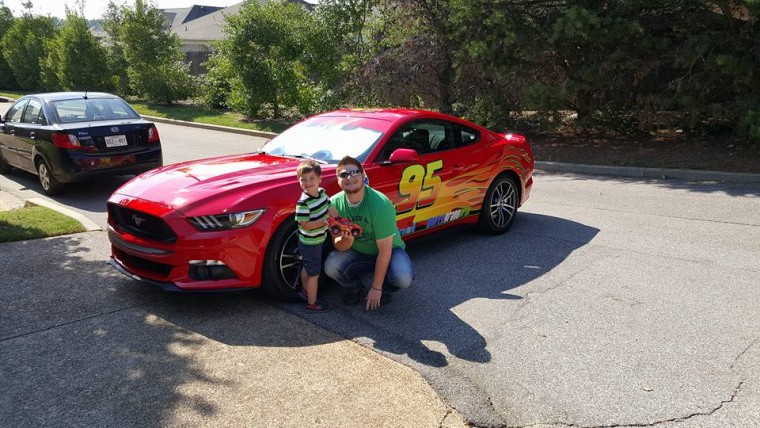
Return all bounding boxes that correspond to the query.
[337,170,362,179]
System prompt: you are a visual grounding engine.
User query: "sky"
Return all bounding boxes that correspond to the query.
[0,0,287,20]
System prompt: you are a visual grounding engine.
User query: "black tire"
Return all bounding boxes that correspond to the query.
[36,158,64,196]
[262,220,303,300]
[0,152,10,174]
[478,174,519,235]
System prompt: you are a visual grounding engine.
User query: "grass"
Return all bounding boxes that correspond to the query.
[0,206,86,243]
[0,90,26,99]
[120,101,290,133]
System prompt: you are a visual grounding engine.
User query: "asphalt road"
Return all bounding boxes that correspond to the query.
[296,174,760,426]
[2,101,760,426]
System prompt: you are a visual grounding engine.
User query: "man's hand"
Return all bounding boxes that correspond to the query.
[366,288,382,310]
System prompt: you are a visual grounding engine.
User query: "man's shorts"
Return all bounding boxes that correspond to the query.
[298,240,323,277]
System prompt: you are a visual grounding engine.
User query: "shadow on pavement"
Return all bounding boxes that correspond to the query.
[275,212,600,368]
[0,211,597,425]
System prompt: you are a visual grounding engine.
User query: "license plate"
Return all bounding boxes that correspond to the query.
[104,135,128,148]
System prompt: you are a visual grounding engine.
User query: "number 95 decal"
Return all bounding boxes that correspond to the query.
[396,160,443,213]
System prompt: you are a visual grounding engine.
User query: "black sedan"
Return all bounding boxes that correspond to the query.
[0,92,163,195]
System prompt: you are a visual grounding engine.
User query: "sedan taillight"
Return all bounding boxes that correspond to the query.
[52,132,82,149]
[148,125,160,143]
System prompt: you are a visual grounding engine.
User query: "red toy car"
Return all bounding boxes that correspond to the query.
[106,108,534,298]
[328,216,363,237]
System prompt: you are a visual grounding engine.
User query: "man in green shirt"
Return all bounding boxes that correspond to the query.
[324,156,414,310]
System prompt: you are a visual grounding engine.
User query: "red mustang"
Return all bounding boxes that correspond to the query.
[106,108,534,297]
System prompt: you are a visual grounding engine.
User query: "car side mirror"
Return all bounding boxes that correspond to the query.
[388,148,419,163]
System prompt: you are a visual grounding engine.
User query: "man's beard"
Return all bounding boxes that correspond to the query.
[343,183,363,195]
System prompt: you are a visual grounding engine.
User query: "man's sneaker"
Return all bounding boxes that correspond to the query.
[305,301,330,313]
[343,287,362,305]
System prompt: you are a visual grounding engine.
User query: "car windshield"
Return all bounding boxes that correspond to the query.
[51,98,141,123]
[261,116,385,163]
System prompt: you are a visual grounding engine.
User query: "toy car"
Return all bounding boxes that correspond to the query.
[328,216,363,237]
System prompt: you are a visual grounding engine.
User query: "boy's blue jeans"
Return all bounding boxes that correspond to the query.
[324,248,414,292]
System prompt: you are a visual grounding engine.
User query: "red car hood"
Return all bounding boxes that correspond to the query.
[114,153,307,215]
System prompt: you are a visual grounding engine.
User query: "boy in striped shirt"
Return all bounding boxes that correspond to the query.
[295,160,338,312]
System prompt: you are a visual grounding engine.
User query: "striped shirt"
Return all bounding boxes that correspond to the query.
[295,188,331,245]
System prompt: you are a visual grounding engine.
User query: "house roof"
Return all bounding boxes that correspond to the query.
[162,4,225,31]
[89,1,315,44]
[170,2,244,42]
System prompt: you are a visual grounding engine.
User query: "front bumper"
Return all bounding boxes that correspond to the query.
[106,195,274,291]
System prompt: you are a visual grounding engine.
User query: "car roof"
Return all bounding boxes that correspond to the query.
[24,92,121,102]
[318,108,453,124]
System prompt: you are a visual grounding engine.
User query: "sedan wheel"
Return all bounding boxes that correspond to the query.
[36,159,63,195]
[478,175,519,235]
[262,221,302,299]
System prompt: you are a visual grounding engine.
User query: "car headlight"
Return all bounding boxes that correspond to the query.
[188,209,265,231]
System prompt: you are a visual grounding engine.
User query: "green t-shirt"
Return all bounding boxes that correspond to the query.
[331,186,405,255]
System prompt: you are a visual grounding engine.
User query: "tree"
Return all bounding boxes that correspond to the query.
[103,0,194,103]
[41,8,112,91]
[212,0,342,118]
[349,0,459,112]
[0,4,17,89]
[0,11,56,90]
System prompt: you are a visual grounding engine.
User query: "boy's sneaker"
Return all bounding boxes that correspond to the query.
[343,287,362,305]
[305,301,330,313]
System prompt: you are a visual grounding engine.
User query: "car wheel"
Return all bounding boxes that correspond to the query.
[0,152,11,174]
[36,158,64,195]
[262,220,302,299]
[478,174,519,235]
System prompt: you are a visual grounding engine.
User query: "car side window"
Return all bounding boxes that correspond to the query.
[5,100,28,123]
[453,123,480,148]
[379,120,452,161]
[22,99,44,125]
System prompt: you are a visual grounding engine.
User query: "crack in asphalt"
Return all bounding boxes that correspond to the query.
[505,338,760,428]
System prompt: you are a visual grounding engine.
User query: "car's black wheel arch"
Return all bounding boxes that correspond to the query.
[477,170,522,235]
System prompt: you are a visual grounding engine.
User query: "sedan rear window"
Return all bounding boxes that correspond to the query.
[51,98,140,123]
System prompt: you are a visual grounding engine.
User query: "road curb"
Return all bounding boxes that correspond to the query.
[25,198,102,232]
[142,115,278,139]
[535,161,760,184]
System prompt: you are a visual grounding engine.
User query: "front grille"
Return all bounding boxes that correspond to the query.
[113,247,173,277]
[108,203,177,243]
